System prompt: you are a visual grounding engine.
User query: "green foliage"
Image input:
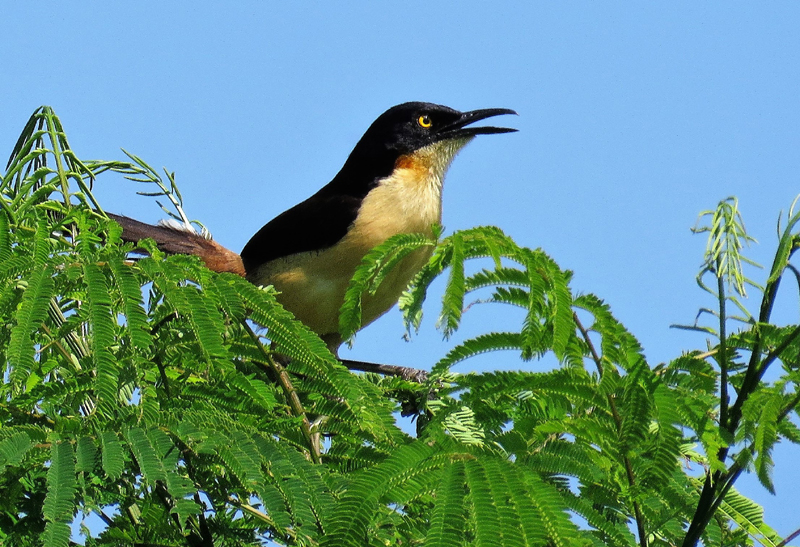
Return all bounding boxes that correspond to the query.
[692,196,759,300]
[43,441,76,547]
[0,106,796,547]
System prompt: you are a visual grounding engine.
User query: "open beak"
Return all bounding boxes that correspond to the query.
[436,108,518,140]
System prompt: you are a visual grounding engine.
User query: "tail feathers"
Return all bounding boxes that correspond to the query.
[107,213,246,277]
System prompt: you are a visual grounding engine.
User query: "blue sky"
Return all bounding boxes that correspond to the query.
[3,2,800,541]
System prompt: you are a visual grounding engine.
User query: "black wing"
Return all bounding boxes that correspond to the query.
[241,126,398,273]
[240,190,362,273]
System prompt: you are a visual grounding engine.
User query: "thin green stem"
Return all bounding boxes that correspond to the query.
[717,260,729,429]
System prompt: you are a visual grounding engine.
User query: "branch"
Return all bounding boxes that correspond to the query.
[694,348,719,360]
[684,248,800,547]
[784,263,800,300]
[192,492,214,547]
[244,322,321,464]
[684,338,800,547]
[339,359,428,382]
[755,323,800,382]
[573,311,648,547]
[732,245,799,429]
[97,510,115,526]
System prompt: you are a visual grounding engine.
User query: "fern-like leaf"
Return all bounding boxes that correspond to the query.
[100,430,125,480]
[618,377,651,453]
[7,265,54,387]
[255,435,334,534]
[432,332,523,375]
[0,211,10,263]
[75,436,97,473]
[83,262,120,410]
[718,487,782,547]
[475,459,524,547]
[42,441,77,547]
[125,427,168,483]
[107,253,152,351]
[519,471,579,547]
[232,275,336,367]
[180,280,228,361]
[0,431,35,469]
[752,391,782,493]
[322,441,444,547]
[439,232,466,339]
[443,406,486,447]
[563,490,635,547]
[340,231,436,342]
[423,461,468,547]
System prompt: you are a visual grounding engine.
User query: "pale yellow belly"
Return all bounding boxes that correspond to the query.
[253,241,433,339]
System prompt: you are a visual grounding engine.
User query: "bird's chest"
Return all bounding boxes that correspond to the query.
[257,167,443,336]
[308,166,442,295]
[346,166,443,250]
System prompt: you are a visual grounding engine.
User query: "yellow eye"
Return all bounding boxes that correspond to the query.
[418,114,432,128]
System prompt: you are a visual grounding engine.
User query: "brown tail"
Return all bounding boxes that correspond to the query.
[107,213,246,277]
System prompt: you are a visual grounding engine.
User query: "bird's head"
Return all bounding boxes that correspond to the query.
[362,102,517,155]
[333,102,517,193]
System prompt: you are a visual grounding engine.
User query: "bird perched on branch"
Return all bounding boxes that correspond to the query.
[109,102,516,349]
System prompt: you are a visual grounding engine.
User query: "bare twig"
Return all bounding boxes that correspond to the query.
[776,527,800,547]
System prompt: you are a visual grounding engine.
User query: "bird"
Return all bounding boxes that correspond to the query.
[109,102,517,350]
